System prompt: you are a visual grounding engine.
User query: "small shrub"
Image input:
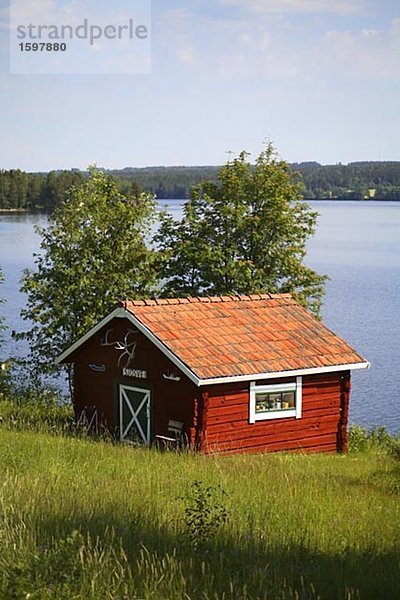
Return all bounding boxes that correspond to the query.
[349,425,400,457]
[388,439,400,462]
[182,480,228,550]
[348,425,369,452]
[368,426,395,450]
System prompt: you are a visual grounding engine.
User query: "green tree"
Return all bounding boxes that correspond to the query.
[156,143,327,315]
[18,168,158,392]
[43,170,85,211]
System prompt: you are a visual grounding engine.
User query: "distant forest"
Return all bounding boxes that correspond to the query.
[1,161,400,211]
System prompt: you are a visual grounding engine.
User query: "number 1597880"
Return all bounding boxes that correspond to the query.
[19,43,67,51]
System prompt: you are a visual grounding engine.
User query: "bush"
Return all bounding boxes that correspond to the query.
[349,425,400,457]
[182,480,228,550]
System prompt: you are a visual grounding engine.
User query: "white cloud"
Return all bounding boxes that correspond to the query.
[324,19,400,78]
[90,41,104,52]
[260,32,270,49]
[8,0,68,28]
[155,3,399,83]
[219,0,367,16]
[7,0,149,30]
[156,8,198,65]
[239,33,252,44]
[178,47,195,64]
[391,18,400,35]
[361,28,379,38]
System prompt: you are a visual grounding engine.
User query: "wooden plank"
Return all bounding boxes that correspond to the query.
[206,424,339,447]
[301,407,341,420]
[208,393,248,408]
[208,442,338,456]
[303,373,340,384]
[207,404,248,418]
[206,432,337,454]
[205,419,339,448]
[303,390,341,402]
[206,413,339,438]
[303,384,341,397]
[206,431,337,454]
[302,397,341,411]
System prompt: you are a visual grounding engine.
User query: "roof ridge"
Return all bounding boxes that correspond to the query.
[120,293,293,308]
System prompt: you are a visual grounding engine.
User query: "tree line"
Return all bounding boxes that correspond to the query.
[2,160,400,211]
[110,161,400,201]
[0,170,85,211]
[293,161,400,200]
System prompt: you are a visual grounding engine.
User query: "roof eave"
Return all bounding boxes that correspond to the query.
[196,361,370,386]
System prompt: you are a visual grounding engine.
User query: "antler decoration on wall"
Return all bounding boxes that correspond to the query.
[101,328,138,368]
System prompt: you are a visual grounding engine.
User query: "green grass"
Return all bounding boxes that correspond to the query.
[0,427,399,599]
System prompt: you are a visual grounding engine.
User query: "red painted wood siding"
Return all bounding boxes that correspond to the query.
[70,317,200,445]
[201,372,351,454]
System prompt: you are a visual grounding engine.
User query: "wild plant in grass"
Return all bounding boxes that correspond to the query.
[182,480,228,550]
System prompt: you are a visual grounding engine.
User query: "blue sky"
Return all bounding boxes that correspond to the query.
[1,0,399,170]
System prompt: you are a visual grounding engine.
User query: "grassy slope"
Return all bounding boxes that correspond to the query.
[0,429,399,599]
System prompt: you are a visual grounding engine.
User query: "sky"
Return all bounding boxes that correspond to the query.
[0,0,399,171]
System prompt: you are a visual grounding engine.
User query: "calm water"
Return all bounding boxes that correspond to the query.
[0,202,399,433]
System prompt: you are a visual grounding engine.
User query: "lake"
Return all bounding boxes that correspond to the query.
[0,201,399,434]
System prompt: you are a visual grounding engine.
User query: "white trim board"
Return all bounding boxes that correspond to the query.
[196,361,370,386]
[55,307,370,387]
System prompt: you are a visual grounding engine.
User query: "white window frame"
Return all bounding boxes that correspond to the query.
[249,377,302,423]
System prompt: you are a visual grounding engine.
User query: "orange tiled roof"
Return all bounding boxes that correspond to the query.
[121,294,366,380]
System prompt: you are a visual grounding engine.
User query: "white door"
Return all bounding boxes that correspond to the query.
[119,385,151,445]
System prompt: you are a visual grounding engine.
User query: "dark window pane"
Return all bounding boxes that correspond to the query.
[282,391,295,409]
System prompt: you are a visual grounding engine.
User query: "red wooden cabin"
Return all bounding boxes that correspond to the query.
[56,294,369,454]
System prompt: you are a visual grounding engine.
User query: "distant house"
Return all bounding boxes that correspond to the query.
[56,294,369,454]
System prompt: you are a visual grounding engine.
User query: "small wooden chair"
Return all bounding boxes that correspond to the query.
[155,419,184,448]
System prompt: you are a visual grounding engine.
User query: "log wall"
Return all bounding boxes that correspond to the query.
[201,371,351,454]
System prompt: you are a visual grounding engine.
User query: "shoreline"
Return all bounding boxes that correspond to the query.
[1,198,400,215]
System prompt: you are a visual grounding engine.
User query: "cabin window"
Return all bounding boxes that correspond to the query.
[249,377,302,423]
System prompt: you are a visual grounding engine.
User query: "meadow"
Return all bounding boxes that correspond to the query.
[0,398,399,599]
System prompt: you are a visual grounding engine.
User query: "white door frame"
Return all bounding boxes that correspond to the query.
[119,384,151,445]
